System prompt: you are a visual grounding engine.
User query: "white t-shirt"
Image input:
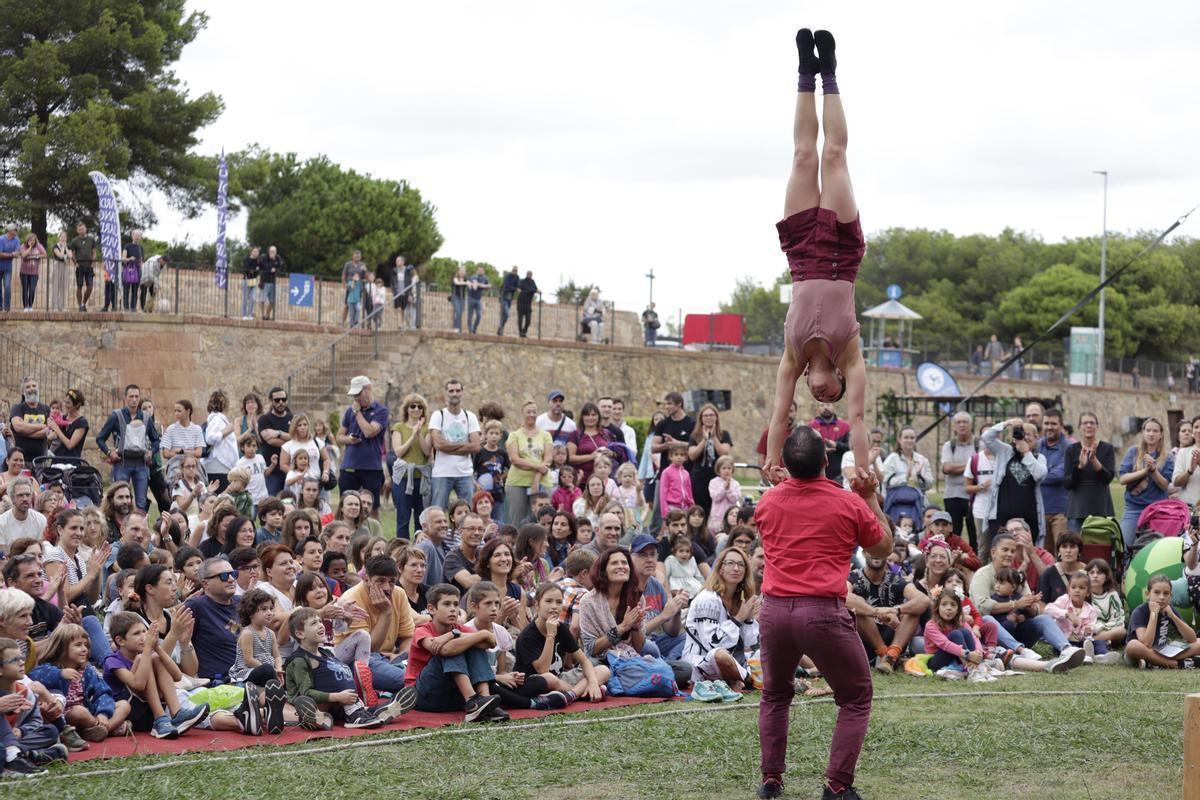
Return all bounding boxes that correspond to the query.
[536,412,576,444]
[430,407,480,478]
[840,450,885,495]
[282,439,321,480]
[234,454,269,502]
[963,449,995,520]
[0,508,47,548]
[1172,446,1200,506]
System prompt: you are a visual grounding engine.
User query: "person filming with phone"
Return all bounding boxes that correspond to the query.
[980,418,1048,545]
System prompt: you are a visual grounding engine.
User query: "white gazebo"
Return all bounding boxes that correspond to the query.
[862,299,923,368]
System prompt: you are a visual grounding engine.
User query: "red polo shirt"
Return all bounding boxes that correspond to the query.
[754,476,885,599]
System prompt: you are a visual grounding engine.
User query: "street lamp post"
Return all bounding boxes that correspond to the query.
[1093,170,1108,386]
[645,268,655,307]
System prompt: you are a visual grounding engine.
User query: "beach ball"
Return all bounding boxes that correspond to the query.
[1123,536,1186,609]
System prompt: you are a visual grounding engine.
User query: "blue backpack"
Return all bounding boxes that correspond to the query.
[604,651,678,698]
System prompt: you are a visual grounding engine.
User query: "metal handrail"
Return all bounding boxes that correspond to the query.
[0,332,120,410]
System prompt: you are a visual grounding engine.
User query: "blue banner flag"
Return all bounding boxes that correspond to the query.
[87,171,122,293]
[289,273,314,307]
[215,149,228,288]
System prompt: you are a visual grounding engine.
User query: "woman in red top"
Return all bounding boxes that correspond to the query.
[566,403,613,484]
[765,28,869,494]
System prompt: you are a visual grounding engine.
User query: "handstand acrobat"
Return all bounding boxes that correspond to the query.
[764,28,869,488]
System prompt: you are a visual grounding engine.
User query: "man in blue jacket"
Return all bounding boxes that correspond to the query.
[497,266,519,335]
[1037,408,1068,553]
[95,384,160,511]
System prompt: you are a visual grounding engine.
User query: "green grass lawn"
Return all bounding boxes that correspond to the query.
[20,667,1195,800]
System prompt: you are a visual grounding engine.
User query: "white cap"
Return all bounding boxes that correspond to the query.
[347,375,372,396]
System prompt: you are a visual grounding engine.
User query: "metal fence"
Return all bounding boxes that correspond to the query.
[0,331,120,410]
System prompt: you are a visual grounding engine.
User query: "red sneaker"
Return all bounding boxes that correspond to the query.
[353,661,380,707]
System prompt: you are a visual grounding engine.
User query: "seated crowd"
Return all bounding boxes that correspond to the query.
[0,377,1188,776]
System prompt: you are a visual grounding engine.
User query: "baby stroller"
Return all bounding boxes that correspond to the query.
[1136,498,1191,537]
[32,455,103,508]
[883,484,926,529]
[1080,515,1125,580]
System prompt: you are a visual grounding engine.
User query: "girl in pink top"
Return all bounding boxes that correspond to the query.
[765,28,869,488]
[659,443,693,519]
[923,589,988,679]
[1044,570,1099,646]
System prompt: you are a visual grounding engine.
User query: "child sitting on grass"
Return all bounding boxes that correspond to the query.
[1087,558,1126,656]
[923,590,991,682]
[229,589,282,684]
[514,583,608,703]
[556,549,595,633]
[284,607,411,730]
[102,612,209,739]
[664,536,705,596]
[990,567,1034,636]
[1044,570,1114,663]
[31,623,130,744]
[406,584,509,723]
[1124,574,1200,669]
[464,581,565,710]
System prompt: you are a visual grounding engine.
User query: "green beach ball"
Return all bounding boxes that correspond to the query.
[1123,536,1186,609]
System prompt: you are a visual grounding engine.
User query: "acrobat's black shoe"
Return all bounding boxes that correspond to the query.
[795,28,818,75]
[814,29,837,74]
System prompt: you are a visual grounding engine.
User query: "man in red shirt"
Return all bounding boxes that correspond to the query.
[754,425,893,800]
[811,402,851,481]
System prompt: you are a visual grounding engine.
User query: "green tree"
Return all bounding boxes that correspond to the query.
[242,153,443,279]
[0,0,224,240]
[420,257,500,291]
[555,279,598,304]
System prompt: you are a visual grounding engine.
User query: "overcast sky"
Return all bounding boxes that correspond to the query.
[151,1,1200,320]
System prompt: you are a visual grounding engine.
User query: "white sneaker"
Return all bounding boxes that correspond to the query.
[935,667,965,680]
[1019,648,1043,661]
[1082,656,1094,665]
[1045,646,1086,674]
[1082,638,1095,660]
[967,666,996,682]
[1093,651,1121,665]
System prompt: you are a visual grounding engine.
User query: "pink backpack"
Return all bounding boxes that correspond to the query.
[1136,498,1191,537]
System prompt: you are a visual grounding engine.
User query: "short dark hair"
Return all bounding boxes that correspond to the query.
[228,547,259,570]
[425,583,460,609]
[124,384,140,396]
[116,544,147,570]
[1044,407,1063,422]
[664,391,684,406]
[293,535,323,558]
[109,611,145,642]
[321,550,347,573]
[174,545,203,571]
[238,588,275,626]
[258,497,285,523]
[781,425,826,479]
[1057,531,1083,550]
[364,555,399,579]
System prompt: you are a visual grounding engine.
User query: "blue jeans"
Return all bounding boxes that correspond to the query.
[1016,614,1070,654]
[928,629,976,672]
[82,615,108,668]
[645,326,657,346]
[415,648,495,712]
[651,631,686,660]
[467,298,482,333]
[112,461,150,511]
[983,615,1022,651]
[1120,504,1145,550]
[498,296,512,333]
[0,267,10,311]
[347,302,360,327]
[241,281,256,317]
[368,651,408,693]
[431,475,474,511]
[451,295,464,331]
[391,474,425,540]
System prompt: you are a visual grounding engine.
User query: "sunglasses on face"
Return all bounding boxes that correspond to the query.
[206,570,239,582]
[272,397,287,403]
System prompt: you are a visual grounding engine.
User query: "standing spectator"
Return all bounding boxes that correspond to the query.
[68,221,96,311]
[1062,412,1114,533]
[429,379,481,510]
[882,427,932,493]
[566,403,614,485]
[642,302,660,347]
[0,223,19,312]
[516,269,538,338]
[450,266,468,332]
[687,403,733,515]
[337,376,389,518]
[241,246,260,320]
[941,411,976,549]
[1117,418,1174,550]
[398,257,419,329]
[536,390,576,447]
[757,401,797,467]
[1037,408,1069,553]
[969,345,984,375]
[203,391,239,494]
[810,402,850,481]
[1024,402,1045,432]
[1172,414,1200,505]
[981,418,1047,543]
[257,388,293,497]
[9,378,50,461]
[159,400,205,462]
[120,230,143,312]
[139,253,166,312]
[46,389,88,459]
[341,250,366,327]
[367,275,386,329]
[1010,336,1025,379]
[505,400,553,527]
[390,393,432,539]
[0,478,47,549]
[983,334,1005,371]
[497,266,519,335]
[17,233,44,313]
[609,398,638,461]
[280,414,328,485]
[650,392,695,536]
[466,265,489,334]
[49,231,69,311]
[258,245,283,321]
[95,385,159,511]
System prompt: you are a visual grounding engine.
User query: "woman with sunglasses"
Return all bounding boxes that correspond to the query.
[505,400,553,527]
[390,393,432,539]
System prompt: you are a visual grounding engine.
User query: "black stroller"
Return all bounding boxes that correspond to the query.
[32,455,103,508]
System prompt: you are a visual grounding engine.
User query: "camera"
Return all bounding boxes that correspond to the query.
[1012,427,1025,441]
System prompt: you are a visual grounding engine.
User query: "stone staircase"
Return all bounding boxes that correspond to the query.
[285,329,423,425]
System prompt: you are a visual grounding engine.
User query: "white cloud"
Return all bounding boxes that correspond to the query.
[148,0,1200,321]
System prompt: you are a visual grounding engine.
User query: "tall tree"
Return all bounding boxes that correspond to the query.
[0,0,223,240]
[243,154,442,279]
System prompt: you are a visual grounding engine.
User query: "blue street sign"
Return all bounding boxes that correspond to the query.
[289,273,314,307]
[886,283,902,301]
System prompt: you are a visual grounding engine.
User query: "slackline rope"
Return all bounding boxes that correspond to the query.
[916,202,1200,441]
[30,688,1191,781]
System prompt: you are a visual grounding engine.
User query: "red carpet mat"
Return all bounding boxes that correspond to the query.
[69,695,679,762]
